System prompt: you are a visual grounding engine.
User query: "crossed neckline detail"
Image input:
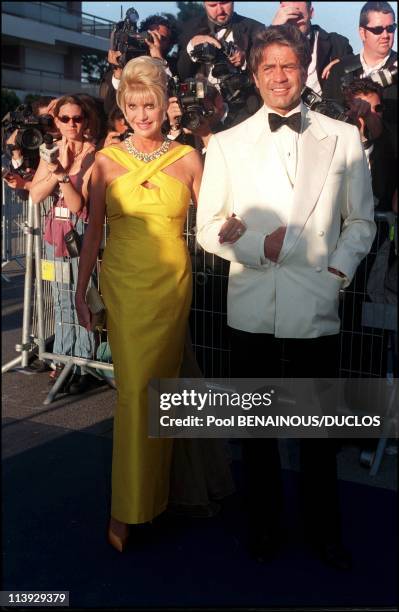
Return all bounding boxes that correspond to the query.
[104,146,191,196]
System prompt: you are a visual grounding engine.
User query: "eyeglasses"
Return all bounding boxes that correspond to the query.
[57,115,84,124]
[374,103,385,113]
[362,23,397,35]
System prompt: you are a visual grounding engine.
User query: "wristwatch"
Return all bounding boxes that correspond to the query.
[59,174,70,183]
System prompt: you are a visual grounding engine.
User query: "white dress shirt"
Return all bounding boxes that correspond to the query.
[360,50,392,77]
[306,30,322,95]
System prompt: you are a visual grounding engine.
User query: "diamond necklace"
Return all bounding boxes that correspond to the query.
[125,136,171,162]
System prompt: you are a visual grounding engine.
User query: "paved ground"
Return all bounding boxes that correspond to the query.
[2,262,397,608]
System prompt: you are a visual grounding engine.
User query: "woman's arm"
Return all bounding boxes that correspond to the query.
[29,157,59,204]
[188,149,203,207]
[75,155,107,330]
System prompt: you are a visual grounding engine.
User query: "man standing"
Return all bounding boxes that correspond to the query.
[327,2,397,152]
[271,1,353,97]
[197,25,375,569]
[177,1,265,127]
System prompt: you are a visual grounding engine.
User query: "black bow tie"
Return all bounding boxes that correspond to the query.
[268,112,302,133]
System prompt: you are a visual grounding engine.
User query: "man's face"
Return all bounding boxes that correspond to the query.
[253,43,306,115]
[149,25,173,55]
[280,2,313,35]
[359,10,395,59]
[354,91,384,140]
[204,2,234,24]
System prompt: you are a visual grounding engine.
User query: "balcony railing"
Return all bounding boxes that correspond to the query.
[2,64,100,97]
[2,1,114,38]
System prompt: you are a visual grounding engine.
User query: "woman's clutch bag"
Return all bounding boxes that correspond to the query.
[86,286,106,332]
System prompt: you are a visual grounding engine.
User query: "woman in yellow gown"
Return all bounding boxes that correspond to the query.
[75,56,203,551]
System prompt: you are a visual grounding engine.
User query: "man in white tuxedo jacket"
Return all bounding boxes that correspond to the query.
[197,25,375,569]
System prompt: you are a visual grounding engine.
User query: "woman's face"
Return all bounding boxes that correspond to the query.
[124,93,165,140]
[55,103,86,141]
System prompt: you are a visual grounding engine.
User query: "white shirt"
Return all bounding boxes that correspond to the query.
[360,50,392,77]
[260,102,304,264]
[306,30,322,95]
[265,102,303,188]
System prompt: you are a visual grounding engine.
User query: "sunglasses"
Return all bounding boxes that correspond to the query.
[362,23,397,35]
[58,115,84,124]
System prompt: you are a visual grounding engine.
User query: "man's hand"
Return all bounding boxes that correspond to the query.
[167,97,182,130]
[272,4,304,25]
[264,226,286,262]
[103,131,122,147]
[228,47,246,68]
[219,214,246,244]
[190,35,221,49]
[4,173,31,190]
[108,49,123,78]
[145,29,164,60]
[321,59,340,80]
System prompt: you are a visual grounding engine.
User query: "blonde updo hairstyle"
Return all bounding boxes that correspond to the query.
[116,56,169,120]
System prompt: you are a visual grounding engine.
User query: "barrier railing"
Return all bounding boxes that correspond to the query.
[2,185,397,454]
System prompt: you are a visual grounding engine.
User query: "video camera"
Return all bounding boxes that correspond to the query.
[341,62,398,89]
[190,40,252,105]
[1,104,54,171]
[110,7,152,67]
[168,76,214,131]
[301,87,349,123]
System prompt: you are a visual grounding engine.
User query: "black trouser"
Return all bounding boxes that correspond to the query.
[230,329,342,544]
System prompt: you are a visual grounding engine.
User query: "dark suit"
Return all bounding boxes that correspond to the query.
[326,50,397,154]
[177,12,265,128]
[310,25,353,99]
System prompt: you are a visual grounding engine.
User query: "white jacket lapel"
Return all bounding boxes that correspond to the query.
[280,110,337,260]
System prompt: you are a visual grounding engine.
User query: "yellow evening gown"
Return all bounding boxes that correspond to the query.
[99,144,194,524]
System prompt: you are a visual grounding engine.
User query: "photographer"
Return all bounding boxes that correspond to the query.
[167,81,227,151]
[101,12,177,114]
[2,97,56,192]
[326,2,397,152]
[342,78,396,213]
[271,2,353,98]
[177,1,265,128]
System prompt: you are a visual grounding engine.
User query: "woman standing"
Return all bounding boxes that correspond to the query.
[30,94,97,394]
[75,57,203,551]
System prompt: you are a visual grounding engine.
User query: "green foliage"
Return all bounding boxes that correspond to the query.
[1,89,21,118]
[81,53,108,84]
[24,94,42,106]
[176,2,205,23]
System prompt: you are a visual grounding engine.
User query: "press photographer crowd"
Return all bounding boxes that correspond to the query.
[2,1,398,568]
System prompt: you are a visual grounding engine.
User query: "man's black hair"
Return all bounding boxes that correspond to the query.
[250,24,312,75]
[359,2,395,27]
[139,15,178,47]
[342,77,384,106]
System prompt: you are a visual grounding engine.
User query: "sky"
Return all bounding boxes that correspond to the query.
[82,1,397,54]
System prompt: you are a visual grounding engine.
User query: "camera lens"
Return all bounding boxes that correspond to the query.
[18,128,43,150]
[181,111,201,131]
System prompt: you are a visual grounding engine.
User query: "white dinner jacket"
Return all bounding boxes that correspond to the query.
[196,104,376,338]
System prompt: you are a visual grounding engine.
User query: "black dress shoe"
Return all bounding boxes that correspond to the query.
[248,532,280,564]
[316,541,352,571]
[67,374,104,395]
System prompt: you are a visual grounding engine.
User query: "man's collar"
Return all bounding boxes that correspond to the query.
[263,101,303,118]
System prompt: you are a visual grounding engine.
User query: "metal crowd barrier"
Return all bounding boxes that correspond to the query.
[2,181,30,281]
[2,186,397,453]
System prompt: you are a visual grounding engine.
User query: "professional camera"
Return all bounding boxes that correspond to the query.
[168,76,214,131]
[190,40,252,105]
[110,7,152,67]
[1,104,54,170]
[341,62,397,89]
[369,63,397,88]
[301,86,349,122]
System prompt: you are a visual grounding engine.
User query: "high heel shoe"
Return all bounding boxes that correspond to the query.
[107,519,129,553]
